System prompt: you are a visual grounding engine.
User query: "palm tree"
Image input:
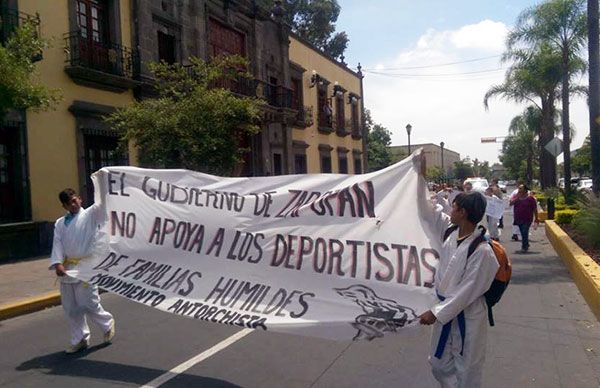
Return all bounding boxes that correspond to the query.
[508,0,587,199]
[484,44,563,188]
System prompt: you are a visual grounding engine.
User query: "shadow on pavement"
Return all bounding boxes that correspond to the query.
[510,256,573,285]
[16,345,242,387]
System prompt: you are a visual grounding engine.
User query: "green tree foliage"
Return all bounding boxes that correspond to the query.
[471,158,492,179]
[572,136,592,175]
[427,166,444,182]
[261,0,349,59]
[501,132,538,182]
[506,0,587,195]
[0,21,60,119]
[367,123,393,172]
[453,159,474,181]
[501,106,543,183]
[106,56,264,175]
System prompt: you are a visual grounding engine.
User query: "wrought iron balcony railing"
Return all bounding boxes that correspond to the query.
[256,81,294,109]
[0,7,40,43]
[294,105,313,127]
[348,115,361,138]
[180,66,296,110]
[210,76,257,97]
[64,31,139,78]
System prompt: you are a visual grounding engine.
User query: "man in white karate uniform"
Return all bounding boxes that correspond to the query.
[484,187,501,241]
[419,158,499,388]
[50,188,115,354]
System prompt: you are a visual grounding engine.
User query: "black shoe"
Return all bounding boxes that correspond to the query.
[511,234,519,241]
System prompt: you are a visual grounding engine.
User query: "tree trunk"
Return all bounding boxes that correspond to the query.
[527,141,534,184]
[589,0,600,196]
[539,103,557,189]
[562,49,573,202]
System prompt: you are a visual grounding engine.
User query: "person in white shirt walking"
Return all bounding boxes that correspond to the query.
[49,188,115,354]
[419,156,499,388]
[484,187,501,241]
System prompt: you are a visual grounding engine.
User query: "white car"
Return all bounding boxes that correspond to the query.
[464,178,489,192]
[577,179,593,192]
[497,180,507,193]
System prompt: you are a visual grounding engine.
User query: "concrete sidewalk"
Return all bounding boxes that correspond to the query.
[0,256,60,319]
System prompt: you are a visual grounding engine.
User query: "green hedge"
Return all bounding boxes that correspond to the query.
[573,197,600,248]
[555,209,580,225]
[554,204,580,211]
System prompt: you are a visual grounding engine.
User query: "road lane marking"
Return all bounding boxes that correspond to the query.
[140,328,253,388]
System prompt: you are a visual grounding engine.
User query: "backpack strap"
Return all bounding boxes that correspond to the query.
[467,226,488,259]
[442,225,459,242]
[467,226,499,326]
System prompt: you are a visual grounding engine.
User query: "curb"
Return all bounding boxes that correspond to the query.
[0,291,61,321]
[545,220,600,322]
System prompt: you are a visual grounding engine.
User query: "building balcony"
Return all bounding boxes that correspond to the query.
[293,105,313,128]
[210,76,257,98]
[334,117,349,137]
[351,121,363,140]
[256,81,294,109]
[347,117,361,139]
[194,71,295,110]
[63,31,140,92]
[318,114,333,134]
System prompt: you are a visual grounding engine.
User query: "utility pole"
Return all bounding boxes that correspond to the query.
[589,0,600,196]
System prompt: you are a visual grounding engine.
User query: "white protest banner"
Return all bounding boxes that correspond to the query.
[70,152,442,341]
[485,196,505,219]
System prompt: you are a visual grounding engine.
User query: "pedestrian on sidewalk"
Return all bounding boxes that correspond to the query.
[484,187,500,241]
[509,184,539,253]
[490,178,504,229]
[508,184,522,241]
[419,155,499,388]
[49,188,115,354]
[462,180,473,193]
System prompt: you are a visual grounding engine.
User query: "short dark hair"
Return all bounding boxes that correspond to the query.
[59,188,77,205]
[453,191,487,224]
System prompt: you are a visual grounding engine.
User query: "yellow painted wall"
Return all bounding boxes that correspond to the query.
[18,0,135,222]
[289,36,364,174]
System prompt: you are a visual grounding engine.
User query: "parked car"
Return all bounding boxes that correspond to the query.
[559,177,581,189]
[577,179,593,192]
[463,177,489,192]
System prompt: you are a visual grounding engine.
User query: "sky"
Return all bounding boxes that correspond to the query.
[335,0,591,164]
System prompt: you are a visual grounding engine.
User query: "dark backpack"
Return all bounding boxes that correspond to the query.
[443,225,512,326]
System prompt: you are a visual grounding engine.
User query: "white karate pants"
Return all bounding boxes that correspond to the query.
[60,282,113,345]
[428,304,488,388]
[486,216,500,239]
[512,208,521,237]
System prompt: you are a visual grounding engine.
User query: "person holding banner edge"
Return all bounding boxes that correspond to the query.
[49,188,115,354]
[418,154,499,388]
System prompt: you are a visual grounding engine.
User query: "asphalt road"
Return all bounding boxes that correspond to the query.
[1,206,600,387]
[0,293,436,387]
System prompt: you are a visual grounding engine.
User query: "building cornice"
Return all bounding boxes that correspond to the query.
[289,31,361,79]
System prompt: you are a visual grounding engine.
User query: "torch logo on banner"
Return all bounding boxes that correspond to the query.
[335,284,417,340]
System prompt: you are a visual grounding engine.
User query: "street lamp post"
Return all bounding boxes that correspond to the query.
[440,141,445,180]
[406,124,412,155]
